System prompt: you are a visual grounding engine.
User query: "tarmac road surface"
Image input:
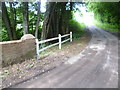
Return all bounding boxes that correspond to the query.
[11,25,118,88]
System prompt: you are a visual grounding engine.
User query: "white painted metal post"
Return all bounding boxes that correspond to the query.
[59,34,61,49]
[36,39,39,60]
[70,32,72,42]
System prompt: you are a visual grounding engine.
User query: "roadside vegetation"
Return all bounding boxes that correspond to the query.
[1,2,86,42]
[94,20,120,33]
[87,2,120,33]
[69,20,86,39]
[1,1,86,65]
[40,20,86,57]
[1,27,90,88]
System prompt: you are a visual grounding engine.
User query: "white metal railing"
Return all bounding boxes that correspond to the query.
[36,32,72,60]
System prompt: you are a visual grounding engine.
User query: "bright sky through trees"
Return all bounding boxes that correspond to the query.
[5,0,46,13]
[41,0,46,12]
[74,4,94,26]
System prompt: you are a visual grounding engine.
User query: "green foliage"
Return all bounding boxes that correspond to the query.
[88,2,120,24]
[2,2,44,41]
[68,19,86,39]
[1,2,81,41]
[88,2,120,32]
[94,20,120,32]
[0,29,9,41]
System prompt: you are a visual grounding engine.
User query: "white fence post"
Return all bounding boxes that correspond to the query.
[36,32,73,59]
[59,34,61,49]
[70,32,72,42]
[36,39,39,60]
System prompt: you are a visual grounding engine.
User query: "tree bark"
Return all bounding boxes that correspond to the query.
[23,2,29,34]
[2,2,13,40]
[41,3,51,40]
[35,2,41,38]
[56,11,59,35]
[41,2,55,40]
[41,2,71,40]
[9,2,17,40]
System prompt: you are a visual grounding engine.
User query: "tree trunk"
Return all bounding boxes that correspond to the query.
[9,2,17,40]
[70,1,73,11]
[41,2,55,40]
[0,2,1,23]
[56,11,59,35]
[41,2,70,40]
[2,2,13,40]
[41,3,51,40]
[23,2,29,34]
[35,2,41,38]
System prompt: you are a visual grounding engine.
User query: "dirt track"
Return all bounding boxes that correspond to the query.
[10,25,118,88]
[1,28,91,88]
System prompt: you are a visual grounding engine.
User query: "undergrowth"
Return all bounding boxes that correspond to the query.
[94,20,120,33]
[40,20,86,57]
[69,19,86,39]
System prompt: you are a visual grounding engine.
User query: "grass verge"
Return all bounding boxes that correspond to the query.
[69,19,86,39]
[94,20,120,33]
[40,21,86,57]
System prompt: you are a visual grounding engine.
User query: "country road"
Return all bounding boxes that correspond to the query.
[11,25,119,88]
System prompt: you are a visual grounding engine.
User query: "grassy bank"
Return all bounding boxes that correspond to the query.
[94,20,120,33]
[69,20,86,39]
[40,20,86,57]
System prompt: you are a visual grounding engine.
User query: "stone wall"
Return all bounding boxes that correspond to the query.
[0,34,36,67]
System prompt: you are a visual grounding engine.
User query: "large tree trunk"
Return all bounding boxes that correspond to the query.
[41,2,55,40]
[41,2,72,40]
[23,2,29,34]
[2,2,13,40]
[41,3,51,40]
[35,2,41,38]
[9,2,17,40]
